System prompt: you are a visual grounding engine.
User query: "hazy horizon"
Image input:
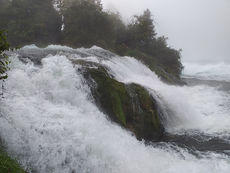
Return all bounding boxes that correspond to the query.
[102,0,230,64]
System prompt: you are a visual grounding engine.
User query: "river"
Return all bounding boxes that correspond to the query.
[0,45,229,173]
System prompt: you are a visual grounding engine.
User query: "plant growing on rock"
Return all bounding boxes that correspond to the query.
[0,31,10,80]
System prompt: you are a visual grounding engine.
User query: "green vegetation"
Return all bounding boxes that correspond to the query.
[62,0,115,49]
[0,31,10,80]
[0,30,26,173]
[88,67,128,126]
[85,66,164,141]
[0,147,26,173]
[118,9,183,81]
[0,0,183,81]
[0,0,62,47]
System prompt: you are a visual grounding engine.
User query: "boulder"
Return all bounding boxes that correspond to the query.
[83,66,164,141]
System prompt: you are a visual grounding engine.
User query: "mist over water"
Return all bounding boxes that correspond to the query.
[183,62,230,82]
[0,45,230,172]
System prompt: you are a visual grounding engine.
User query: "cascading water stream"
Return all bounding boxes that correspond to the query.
[85,55,230,135]
[0,45,230,173]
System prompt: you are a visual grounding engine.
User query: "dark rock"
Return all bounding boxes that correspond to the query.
[83,66,164,141]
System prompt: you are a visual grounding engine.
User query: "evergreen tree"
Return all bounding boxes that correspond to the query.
[62,0,114,48]
[127,9,156,48]
[0,0,62,47]
[122,9,183,78]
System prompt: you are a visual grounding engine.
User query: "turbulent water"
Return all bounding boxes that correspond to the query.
[183,62,230,82]
[0,45,230,173]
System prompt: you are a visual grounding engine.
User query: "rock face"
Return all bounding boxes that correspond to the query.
[83,66,164,141]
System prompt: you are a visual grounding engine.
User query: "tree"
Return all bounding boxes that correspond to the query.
[119,9,183,79]
[62,0,115,48]
[127,9,156,48]
[0,0,62,47]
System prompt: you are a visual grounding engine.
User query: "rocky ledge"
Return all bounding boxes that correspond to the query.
[76,60,165,141]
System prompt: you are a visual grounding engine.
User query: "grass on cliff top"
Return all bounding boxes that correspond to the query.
[0,147,26,173]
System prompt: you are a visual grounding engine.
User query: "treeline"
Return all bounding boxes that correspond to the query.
[0,0,183,80]
[0,0,62,46]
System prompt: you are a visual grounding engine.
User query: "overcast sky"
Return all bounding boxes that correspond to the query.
[101,0,230,63]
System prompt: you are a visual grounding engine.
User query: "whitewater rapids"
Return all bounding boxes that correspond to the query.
[183,62,230,82]
[0,45,230,173]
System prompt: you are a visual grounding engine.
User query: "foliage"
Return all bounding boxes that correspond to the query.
[62,0,115,48]
[86,66,164,141]
[0,31,10,80]
[0,147,26,173]
[126,9,156,49]
[0,0,62,47]
[0,31,26,172]
[121,10,183,79]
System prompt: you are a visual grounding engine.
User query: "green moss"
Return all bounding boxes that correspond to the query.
[133,84,160,130]
[0,147,26,173]
[151,110,160,130]
[111,92,126,125]
[87,67,164,141]
[129,84,162,139]
[89,67,128,126]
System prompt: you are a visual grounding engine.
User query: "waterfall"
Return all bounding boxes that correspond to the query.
[0,45,229,173]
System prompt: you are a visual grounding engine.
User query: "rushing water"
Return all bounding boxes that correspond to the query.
[0,45,230,173]
[183,62,230,82]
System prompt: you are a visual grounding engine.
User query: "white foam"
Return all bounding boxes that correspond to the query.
[0,48,230,172]
[21,44,40,49]
[95,56,230,134]
[183,62,230,82]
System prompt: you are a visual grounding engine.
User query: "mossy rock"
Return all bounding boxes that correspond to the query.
[0,147,26,173]
[84,66,164,141]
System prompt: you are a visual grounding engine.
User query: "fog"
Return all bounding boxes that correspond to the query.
[102,0,230,63]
